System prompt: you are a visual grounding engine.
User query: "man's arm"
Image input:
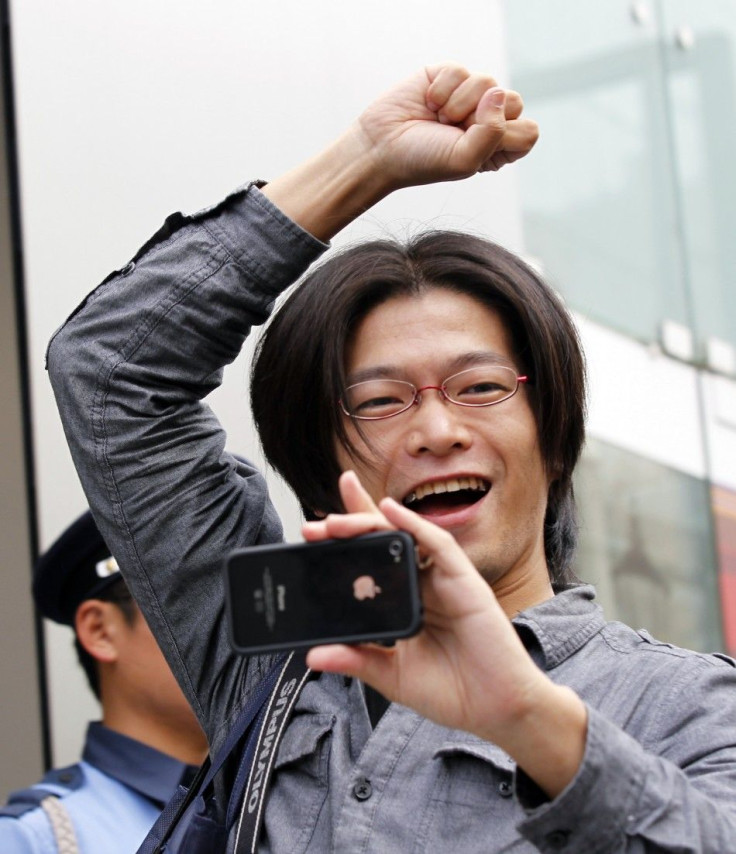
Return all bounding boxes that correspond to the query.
[304,472,736,852]
[48,185,327,747]
[47,64,537,749]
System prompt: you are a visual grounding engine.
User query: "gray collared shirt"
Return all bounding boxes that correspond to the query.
[47,184,736,852]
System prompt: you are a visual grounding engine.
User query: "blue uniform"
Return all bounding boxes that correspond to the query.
[0,722,197,853]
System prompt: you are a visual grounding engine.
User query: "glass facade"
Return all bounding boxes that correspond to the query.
[507,1,736,652]
[660,1,736,355]
[574,438,721,652]
[507,0,736,358]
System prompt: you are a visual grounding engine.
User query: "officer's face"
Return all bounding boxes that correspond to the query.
[103,604,206,751]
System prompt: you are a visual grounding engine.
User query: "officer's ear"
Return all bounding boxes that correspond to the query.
[74,600,121,664]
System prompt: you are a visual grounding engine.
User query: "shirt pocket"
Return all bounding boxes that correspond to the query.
[265,712,335,854]
[413,741,530,853]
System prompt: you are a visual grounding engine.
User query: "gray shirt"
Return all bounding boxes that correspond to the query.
[47,184,736,852]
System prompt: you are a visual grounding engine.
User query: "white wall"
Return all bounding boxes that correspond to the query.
[8,0,521,767]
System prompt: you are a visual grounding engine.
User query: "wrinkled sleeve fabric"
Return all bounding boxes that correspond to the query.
[517,654,736,852]
[47,184,327,750]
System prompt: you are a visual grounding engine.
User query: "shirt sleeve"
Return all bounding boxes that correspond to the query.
[516,654,736,852]
[0,817,48,853]
[46,183,328,749]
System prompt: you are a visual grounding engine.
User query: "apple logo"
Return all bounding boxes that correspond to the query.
[353,575,382,601]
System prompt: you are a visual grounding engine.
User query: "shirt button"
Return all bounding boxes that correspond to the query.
[353,777,373,801]
[497,779,513,798]
[545,829,571,849]
[120,261,135,276]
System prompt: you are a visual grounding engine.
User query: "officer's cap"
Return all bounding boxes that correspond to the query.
[33,511,122,626]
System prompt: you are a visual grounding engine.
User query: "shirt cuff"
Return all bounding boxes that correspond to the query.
[516,705,648,853]
[192,181,329,301]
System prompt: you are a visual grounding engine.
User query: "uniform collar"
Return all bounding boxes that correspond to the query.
[511,584,606,670]
[82,721,199,806]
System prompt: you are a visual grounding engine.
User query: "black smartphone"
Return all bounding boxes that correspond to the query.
[225,531,423,655]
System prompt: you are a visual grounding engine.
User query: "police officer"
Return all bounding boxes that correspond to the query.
[0,511,208,853]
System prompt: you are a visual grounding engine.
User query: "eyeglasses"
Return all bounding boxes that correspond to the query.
[341,365,529,421]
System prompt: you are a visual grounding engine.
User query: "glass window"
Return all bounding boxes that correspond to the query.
[659,0,736,354]
[573,438,722,652]
[507,0,736,355]
[507,0,689,345]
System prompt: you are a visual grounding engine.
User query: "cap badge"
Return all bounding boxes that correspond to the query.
[95,556,120,578]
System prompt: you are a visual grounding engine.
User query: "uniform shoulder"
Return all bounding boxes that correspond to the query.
[0,764,84,818]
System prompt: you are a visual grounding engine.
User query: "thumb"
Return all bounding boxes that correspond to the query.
[454,87,507,170]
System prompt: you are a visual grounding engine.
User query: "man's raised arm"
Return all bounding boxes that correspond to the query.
[46,63,535,749]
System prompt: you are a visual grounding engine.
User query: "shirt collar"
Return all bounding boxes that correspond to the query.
[512,584,605,670]
[82,721,200,806]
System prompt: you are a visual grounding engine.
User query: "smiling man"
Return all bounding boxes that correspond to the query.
[251,237,581,618]
[47,64,736,851]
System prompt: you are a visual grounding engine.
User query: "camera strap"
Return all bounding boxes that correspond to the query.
[137,650,312,854]
[232,651,313,853]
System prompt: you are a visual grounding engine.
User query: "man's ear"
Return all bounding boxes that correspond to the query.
[74,600,119,664]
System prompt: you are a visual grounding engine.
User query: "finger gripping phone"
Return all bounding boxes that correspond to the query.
[225,531,422,655]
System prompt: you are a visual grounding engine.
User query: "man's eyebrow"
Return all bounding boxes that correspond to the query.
[346,365,401,385]
[345,352,516,385]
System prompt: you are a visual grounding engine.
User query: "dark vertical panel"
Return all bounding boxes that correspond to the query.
[0,0,48,797]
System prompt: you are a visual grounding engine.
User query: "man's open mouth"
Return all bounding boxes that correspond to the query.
[402,477,490,515]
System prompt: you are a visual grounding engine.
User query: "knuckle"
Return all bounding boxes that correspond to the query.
[441,61,468,76]
[430,63,469,92]
[439,103,467,123]
[506,90,524,113]
[476,74,498,89]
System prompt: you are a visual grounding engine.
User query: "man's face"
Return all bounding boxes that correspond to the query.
[337,289,552,602]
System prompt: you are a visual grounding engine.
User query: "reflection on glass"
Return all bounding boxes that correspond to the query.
[507,0,736,354]
[573,437,722,652]
[507,0,688,344]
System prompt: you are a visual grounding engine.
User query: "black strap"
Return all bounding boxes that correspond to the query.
[142,651,312,854]
[364,684,390,728]
[142,654,287,854]
[233,651,313,854]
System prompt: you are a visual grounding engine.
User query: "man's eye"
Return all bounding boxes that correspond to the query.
[457,381,508,397]
[355,395,404,413]
[463,382,504,394]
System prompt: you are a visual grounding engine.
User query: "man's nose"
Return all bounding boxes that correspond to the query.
[404,391,473,456]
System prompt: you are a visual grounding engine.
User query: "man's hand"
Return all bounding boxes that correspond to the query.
[354,63,537,190]
[262,63,538,241]
[303,471,587,800]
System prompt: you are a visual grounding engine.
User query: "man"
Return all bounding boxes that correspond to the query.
[47,64,736,851]
[0,511,207,852]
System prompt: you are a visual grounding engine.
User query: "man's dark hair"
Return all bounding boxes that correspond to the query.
[251,230,586,588]
[74,576,139,699]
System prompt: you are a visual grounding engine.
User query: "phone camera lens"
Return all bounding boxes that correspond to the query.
[389,539,403,558]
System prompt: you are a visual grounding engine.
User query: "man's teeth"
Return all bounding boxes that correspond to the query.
[404,477,489,506]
